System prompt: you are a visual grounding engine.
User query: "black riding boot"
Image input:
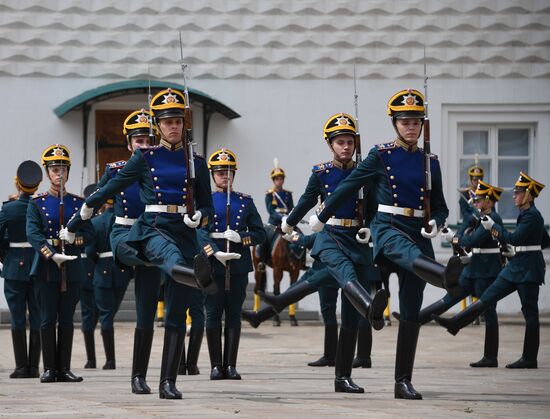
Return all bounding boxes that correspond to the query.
[343,280,388,331]
[412,254,463,296]
[308,324,337,367]
[259,280,317,314]
[433,300,488,336]
[186,327,204,375]
[242,306,277,328]
[177,334,187,375]
[131,328,154,394]
[470,322,498,368]
[171,254,217,295]
[352,324,372,368]
[334,327,363,393]
[159,327,185,399]
[394,298,451,325]
[394,320,422,400]
[56,327,83,382]
[101,328,116,370]
[40,326,56,383]
[223,327,242,380]
[506,323,539,369]
[9,329,29,378]
[206,328,224,380]
[28,329,41,378]
[82,330,96,368]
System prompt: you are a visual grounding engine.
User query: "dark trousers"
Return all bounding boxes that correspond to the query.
[35,278,80,328]
[80,287,99,332]
[205,272,248,329]
[94,282,129,330]
[187,287,205,329]
[134,266,162,329]
[318,286,339,326]
[4,279,40,330]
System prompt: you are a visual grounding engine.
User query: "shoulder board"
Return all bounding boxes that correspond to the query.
[312,161,333,172]
[107,160,126,169]
[33,192,48,200]
[376,142,396,151]
[234,191,251,199]
[265,189,273,194]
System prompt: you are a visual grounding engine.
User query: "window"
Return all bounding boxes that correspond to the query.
[459,124,533,222]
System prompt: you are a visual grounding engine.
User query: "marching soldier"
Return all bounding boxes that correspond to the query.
[74,89,216,399]
[459,164,484,226]
[27,145,93,383]
[178,289,205,375]
[310,91,455,399]
[80,183,99,369]
[435,172,549,369]
[418,180,505,367]
[199,148,265,380]
[86,200,132,370]
[1,161,43,378]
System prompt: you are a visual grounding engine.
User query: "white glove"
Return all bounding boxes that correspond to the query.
[421,219,438,239]
[80,203,93,220]
[309,214,324,233]
[502,244,516,258]
[281,217,293,234]
[0,261,3,271]
[51,253,77,268]
[184,210,202,229]
[481,216,495,231]
[59,227,75,244]
[282,232,300,242]
[214,251,241,266]
[224,229,241,243]
[440,227,455,243]
[356,227,371,244]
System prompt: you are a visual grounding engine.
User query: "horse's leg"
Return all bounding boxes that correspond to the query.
[272,267,282,327]
[288,269,300,326]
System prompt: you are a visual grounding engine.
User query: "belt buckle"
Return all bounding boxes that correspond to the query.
[166,205,178,214]
[403,207,414,217]
[342,219,353,227]
[51,239,59,246]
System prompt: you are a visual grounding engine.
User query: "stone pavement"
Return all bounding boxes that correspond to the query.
[0,318,548,418]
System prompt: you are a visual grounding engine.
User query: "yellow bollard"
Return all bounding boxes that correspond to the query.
[460,298,467,311]
[253,293,261,312]
[288,303,296,316]
[384,298,391,319]
[186,308,192,327]
[157,301,165,320]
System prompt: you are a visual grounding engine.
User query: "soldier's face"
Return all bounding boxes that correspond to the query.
[475,198,492,212]
[128,135,151,152]
[513,190,532,207]
[330,135,355,163]
[158,117,184,143]
[272,176,284,189]
[395,119,422,144]
[47,165,68,187]
[470,177,481,189]
[213,170,234,190]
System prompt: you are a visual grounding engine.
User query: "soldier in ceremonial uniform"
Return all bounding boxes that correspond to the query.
[74,89,215,399]
[1,161,43,378]
[265,162,294,226]
[459,164,484,225]
[27,145,93,383]
[80,184,99,369]
[418,180,504,367]
[199,148,265,380]
[86,199,132,370]
[309,91,454,399]
[435,172,548,369]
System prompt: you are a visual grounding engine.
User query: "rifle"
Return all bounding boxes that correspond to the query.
[422,44,432,233]
[353,63,364,229]
[225,161,231,291]
[179,31,196,215]
[147,77,156,146]
[59,168,67,293]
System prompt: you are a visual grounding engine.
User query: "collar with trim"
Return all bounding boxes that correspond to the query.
[160,139,183,151]
[48,188,66,198]
[395,138,418,152]
[332,159,355,170]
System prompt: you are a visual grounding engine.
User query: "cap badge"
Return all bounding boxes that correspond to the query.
[402,93,418,106]
[53,147,65,157]
[336,115,350,126]
[162,92,179,104]
[136,112,149,124]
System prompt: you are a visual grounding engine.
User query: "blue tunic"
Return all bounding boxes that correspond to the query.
[265,188,294,226]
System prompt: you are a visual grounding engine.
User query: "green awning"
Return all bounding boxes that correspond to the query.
[54,80,240,120]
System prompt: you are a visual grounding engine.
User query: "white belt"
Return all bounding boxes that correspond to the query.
[210,232,225,239]
[46,239,60,246]
[98,251,113,258]
[378,204,424,218]
[80,253,87,258]
[9,242,32,248]
[326,218,359,227]
[275,208,287,214]
[145,204,187,214]
[115,216,136,226]
[514,245,542,252]
[471,248,501,254]
[369,242,373,248]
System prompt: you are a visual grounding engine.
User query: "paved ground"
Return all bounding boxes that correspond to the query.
[0,318,548,418]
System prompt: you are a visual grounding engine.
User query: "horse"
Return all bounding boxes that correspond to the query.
[252,225,305,326]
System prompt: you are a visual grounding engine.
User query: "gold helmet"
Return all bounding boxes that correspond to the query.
[123,109,158,142]
[387,89,425,119]
[41,144,71,167]
[150,88,186,120]
[323,113,356,142]
[16,160,42,194]
[513,172,545,198]
[270,157,285,179]
[208,148,238,172]
[474,180,503,202]
[468,165,484,179]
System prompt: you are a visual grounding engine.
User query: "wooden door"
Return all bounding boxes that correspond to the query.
[95,110,134,181]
